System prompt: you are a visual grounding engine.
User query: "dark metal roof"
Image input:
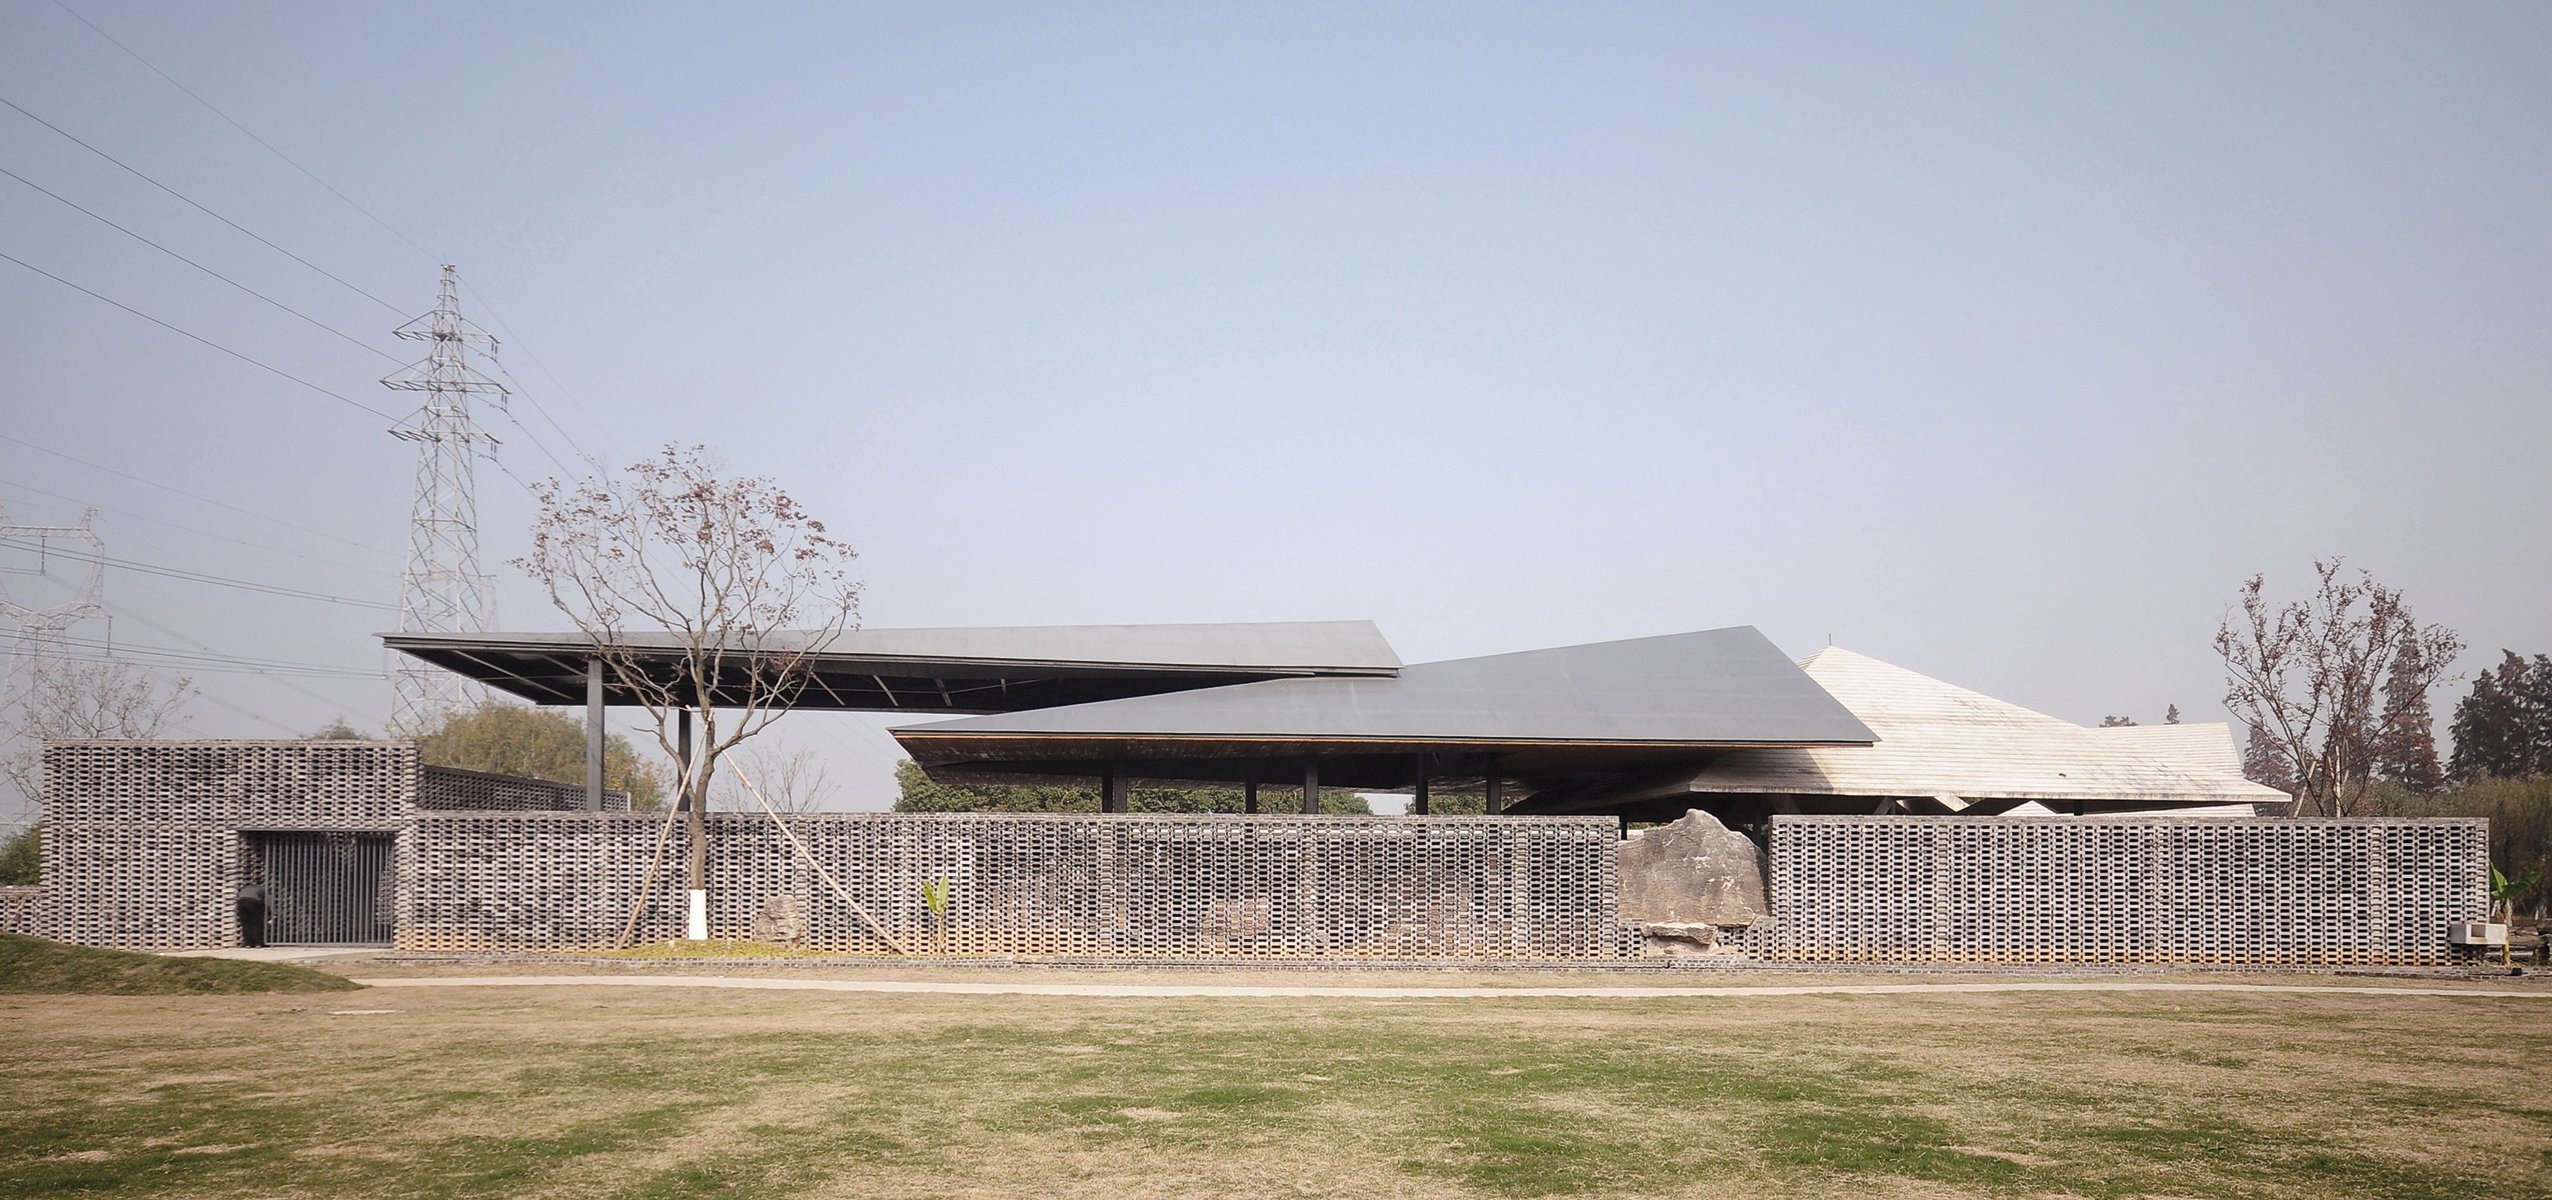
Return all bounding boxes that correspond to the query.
[895,626,1877,788]
[380,621,1400,714]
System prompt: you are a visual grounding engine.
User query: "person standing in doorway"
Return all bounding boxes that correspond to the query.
[236,878,268,948]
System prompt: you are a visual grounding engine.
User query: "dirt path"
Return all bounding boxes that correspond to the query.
[349,974,2552,1000]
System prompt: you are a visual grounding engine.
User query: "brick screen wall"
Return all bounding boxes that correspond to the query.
[1764,816,2490,965]
[404,810,1627,959]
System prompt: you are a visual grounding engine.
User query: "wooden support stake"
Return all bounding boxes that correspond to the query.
[730,761,914,955]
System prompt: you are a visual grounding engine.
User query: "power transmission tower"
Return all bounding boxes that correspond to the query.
[383,265,507,732]
[0,504,106,651]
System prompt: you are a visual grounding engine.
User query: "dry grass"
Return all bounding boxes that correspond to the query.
[2,981,2546,1198]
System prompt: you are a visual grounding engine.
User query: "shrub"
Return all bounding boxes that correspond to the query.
[2373,776,2552,917]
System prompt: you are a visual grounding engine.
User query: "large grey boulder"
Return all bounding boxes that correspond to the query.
[1618,809,1768,926]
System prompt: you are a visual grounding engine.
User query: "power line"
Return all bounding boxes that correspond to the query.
[0,433,397,557]
[0,250,401,421]
[34,628,385,678]
[489,383,579,477]
[0,536,400,611]
[0,92,407,316]
[5,646,382,682]
[9,631,387,680]
[0,162,402,366]
[465,288,607,466]
[185,686,304,737]
[24,15,615,472]
[0,479,391,580]
[47,0,443,267]
[108,580,389,725]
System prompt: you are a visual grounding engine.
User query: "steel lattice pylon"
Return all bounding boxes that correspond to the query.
[383,265,507,732]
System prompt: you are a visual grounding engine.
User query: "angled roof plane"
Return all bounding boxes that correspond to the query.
[893,626,1875,790]
[1526,646,2290,818]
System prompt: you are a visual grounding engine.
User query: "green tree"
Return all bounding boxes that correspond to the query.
[308,718,370,740]
[416,702,671,810]
[2372,640,2445,795]
[892,761,1370,814]
[2372,775,2551,919]
[0,824,38,886]
[2448,651,2551,783]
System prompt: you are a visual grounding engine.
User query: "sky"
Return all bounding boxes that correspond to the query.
[2,1,2547,822]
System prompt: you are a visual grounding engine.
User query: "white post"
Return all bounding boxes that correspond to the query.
[687,889,708,941]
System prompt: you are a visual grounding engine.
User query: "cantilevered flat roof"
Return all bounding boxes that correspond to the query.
[381,621,1400,714]
[894,626,1877,788]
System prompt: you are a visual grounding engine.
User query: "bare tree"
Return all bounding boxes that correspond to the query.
[713,743,836,812]
[2,655,195,809]
[2215,560,2461,818]
[515,444,860,925]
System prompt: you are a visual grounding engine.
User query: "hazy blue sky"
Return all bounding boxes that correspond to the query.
[3,2,2547,819]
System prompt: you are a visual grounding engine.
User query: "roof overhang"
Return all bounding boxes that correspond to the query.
[380,621,1401,714]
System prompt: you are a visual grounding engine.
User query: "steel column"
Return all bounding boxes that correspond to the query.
[677,707,692,803]
[1101,765,1128,813]
[584,659,605,811]
[1301,760,1321,815]
[1485,764,1504,816]
[1413,758,1430,816]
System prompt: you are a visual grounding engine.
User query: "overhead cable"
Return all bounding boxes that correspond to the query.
[0,250,401,421]
[0,162,403,365]
[0,479,392,579]
[9,632,387,680]
[19,15,615,470]
[0,536,401,611]
[0,432,397,557]
[0,92,407,316]
[107,579,393,721]
[46,0,443,266]
[5,646,384,682]
[28,628,386,677]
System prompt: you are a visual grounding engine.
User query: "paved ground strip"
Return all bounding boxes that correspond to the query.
[348,974,2552,1000]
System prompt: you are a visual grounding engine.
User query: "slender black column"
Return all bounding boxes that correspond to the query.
[676,707,693,804]
[1243,773,1259,815]
[1484,765,1504,816]
[1100,765,1128,814]
[584,659,605,811]
[1301,760,1321,815]
[1412,758,1430,816]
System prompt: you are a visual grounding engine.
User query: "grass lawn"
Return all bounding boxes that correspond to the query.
[0,934,360,996]
[1,978,2545,1198]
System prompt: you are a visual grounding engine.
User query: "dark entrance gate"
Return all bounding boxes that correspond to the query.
[249,832,395,946]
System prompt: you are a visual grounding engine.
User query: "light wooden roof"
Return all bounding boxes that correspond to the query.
[1632,646,2289,808]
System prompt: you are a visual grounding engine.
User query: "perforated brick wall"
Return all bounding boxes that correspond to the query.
[418,765,629,812]
[404,811,1625,958]
[43,740,417,826]
[38,740,626,949]
[41,741,416,949]
[0,886,43,936]
[1764,816,2490,965]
